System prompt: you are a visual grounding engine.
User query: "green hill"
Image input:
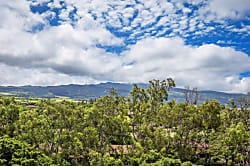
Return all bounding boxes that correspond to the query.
[0,82,247,105]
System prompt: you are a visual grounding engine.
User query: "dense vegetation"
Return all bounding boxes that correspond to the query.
[0,79,249,165]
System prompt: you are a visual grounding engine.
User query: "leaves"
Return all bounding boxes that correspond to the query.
[0,136,53,165]
[0,78,249,165]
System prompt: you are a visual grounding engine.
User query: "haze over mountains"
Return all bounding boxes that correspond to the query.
[0,82,247,105]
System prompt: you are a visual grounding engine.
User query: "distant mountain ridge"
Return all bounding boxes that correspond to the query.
[0,82,247,105]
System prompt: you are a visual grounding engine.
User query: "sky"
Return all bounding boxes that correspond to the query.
[0,0,249,93]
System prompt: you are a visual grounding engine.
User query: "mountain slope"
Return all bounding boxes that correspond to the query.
[0,83,247,105]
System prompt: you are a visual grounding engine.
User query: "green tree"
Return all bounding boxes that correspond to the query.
[88,88,132,153]
[0,97,20,137]
[216,122,249,165]
[199,99,222,164]
[0,136,53,165]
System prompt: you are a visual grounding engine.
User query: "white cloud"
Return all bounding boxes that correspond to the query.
[182,7,192,14]
[0,64,100,86]
[199,0,250,20]
[118,37,250,93]
[217,40,226,44]
[0,0,123,80]
[233,77,250,93]
[0,0,249,93]
[44,0,250,40]
[0,22,123,77]
[0,0,44,31]
[48,0,62,8]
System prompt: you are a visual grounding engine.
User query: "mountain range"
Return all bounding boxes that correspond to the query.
[0,82,248,105]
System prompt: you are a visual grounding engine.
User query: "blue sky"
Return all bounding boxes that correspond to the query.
[0,0,249,93]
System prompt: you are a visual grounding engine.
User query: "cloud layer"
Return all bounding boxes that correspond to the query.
[119,37,250,92]
[0,0,249,93]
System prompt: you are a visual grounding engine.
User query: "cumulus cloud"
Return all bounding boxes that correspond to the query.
[118,37,250,92]
[0,0,249,93]
[0,1,123,79]
[203,0,250,19]
[38,0,250,42]
[0,64,100,86]
[0,0,44,31]
[0,24,122,78]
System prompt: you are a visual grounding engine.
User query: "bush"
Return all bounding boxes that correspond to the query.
[0,136,53,166]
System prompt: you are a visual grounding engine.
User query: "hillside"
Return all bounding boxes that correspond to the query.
[0,82,247,105]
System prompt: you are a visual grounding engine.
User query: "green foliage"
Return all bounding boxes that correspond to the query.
[215,122,249,165]
[200,99,221,130]
[0,78,249,165]
[181,161,195,166]
[128,150,182,166]
[0,136,53,165]
[88,150,124,166]
[0,97,20,137]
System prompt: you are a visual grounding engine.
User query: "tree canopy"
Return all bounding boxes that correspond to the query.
[0,78,249,165]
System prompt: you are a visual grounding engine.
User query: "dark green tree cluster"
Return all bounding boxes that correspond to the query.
[0,79,249,165]
[0,136,53,165]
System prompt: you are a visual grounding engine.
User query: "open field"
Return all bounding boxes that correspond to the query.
[0,92,14,95]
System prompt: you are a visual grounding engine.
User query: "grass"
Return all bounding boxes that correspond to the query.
[0,92,13,95]
[0,92,88,104]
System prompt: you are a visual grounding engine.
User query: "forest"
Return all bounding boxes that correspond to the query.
[0,78,249,166]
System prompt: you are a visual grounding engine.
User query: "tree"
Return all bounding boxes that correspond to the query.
[147,79,175,117]
[1,77,249,165]
[15,100,90,165]
[216,122,249,165]
[0,96,20,137]
[128,78,175,152]
[170,103,201,162]
[0,136,53,165]
[199,99,222,164]
[88,88,131,153]
[237,96,250,109]
[184,86,200,105]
